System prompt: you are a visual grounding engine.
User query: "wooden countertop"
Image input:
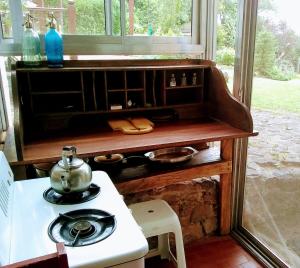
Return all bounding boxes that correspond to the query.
[11,119,257,165]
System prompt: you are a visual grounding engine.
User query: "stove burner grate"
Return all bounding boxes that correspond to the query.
[70,220,96,238]
[48,209,116,247]
[43,183,100,205]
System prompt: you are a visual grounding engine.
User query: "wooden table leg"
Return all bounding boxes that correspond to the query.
[220,139,233,235]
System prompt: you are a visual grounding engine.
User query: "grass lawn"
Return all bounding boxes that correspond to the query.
[252,75,300,114]
[218,65,300,114]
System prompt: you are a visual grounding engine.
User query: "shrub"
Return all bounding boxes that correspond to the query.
[216,47,235,66]
[266,63,295,81]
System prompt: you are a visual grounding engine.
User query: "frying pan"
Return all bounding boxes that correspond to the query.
[144,146,198,164]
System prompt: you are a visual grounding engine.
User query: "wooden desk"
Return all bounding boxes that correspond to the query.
[9,59,257,235]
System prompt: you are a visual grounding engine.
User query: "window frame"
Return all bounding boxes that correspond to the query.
[0,0,208,56]
[230,1,289,267]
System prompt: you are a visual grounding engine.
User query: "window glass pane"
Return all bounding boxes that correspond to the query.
[243,0,300,266]
[22,0,120,35]
[112,0,121,35]
[0,0,12,38]
[126,0,192,36]
[215,0,238,93]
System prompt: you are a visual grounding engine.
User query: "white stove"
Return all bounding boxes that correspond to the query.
[0,152,148,267]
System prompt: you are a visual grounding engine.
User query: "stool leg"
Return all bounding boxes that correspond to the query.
[174,228,186,268]
[158,234,170,260]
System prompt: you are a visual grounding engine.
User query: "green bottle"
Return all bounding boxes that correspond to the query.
[22,13,42,66]
[147,23,153,36]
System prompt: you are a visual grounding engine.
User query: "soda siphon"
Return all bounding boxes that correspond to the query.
[22,13,41,66]
[45,12,63,68]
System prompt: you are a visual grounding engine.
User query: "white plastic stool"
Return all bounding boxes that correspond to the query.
[129,199,186,268]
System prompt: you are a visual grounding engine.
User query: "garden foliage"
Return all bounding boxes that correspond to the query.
[217,0,300,81]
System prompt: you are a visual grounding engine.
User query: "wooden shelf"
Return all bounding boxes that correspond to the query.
[30,103,201,117]
[31,91,82,95]
[127,88,145,92]
[15,61,213,72]
[107,89,126,92]
[112,146,226,187]
[165,85,202,90]
[11,119,257,165]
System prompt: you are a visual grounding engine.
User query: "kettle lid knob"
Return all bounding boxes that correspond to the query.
[58,146,84,169]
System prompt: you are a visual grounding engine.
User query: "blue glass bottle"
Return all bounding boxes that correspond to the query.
[22,13,41,66]
[45,13,63,68]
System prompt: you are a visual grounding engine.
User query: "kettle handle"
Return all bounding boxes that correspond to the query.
[62,146,76,169]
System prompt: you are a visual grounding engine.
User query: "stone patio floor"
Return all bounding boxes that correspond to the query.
[243,109,300,267]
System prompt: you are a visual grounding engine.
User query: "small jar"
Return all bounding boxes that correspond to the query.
[192,73,197,85]
[181,73,187,86]
[170,73,176,87]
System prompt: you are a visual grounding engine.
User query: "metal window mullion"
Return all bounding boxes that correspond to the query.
[8,0,23,44]
[231,0,258,232]
[198,0,218,59]
[0,82,7,131]
[233,0,258,107]
[232,0,258,228]
[191,0,200,45]
[232,230,289,268]
[120,0,126,38]
[203,0,217,60]
[231,0,258,229]
[198,0,207,50]
[0,14,4,41]
[104,0,113,35]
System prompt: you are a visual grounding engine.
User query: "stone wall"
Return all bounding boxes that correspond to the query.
[123,176,219,244]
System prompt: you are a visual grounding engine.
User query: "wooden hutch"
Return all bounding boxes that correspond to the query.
[10,59,257,235]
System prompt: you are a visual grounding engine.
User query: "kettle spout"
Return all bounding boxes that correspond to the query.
[60,175,71,192]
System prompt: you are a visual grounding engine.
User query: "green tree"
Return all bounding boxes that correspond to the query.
[255,0,299,74]
[112,0,121,35]
[71,0,105,35]
[217,0,238,49]
[254,30,277,76]
[43,0,105,34]
[0,0,11,37]
[131,0,191,36]
[274,21,299,68]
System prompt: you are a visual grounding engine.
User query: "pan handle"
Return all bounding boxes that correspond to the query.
[144,151,151,158]
[186,146,199,157]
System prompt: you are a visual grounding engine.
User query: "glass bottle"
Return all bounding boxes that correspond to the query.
[181,73,187,86]
[147,23,153,36]
[192,73,197,85]
[22,13,41,66]
[45,13,63,68]
[170,73,176,87]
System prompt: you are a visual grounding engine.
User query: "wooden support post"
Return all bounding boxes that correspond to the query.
[67,0,76,34]
[128,0,134,35]
[220,139,233,235]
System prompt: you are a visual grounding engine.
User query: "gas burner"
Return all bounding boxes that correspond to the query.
[48,209,116,247]
[70,220,96,238]
[43,183,100,205]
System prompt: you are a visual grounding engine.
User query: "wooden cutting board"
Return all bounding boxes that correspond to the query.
[108,118,154,134]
